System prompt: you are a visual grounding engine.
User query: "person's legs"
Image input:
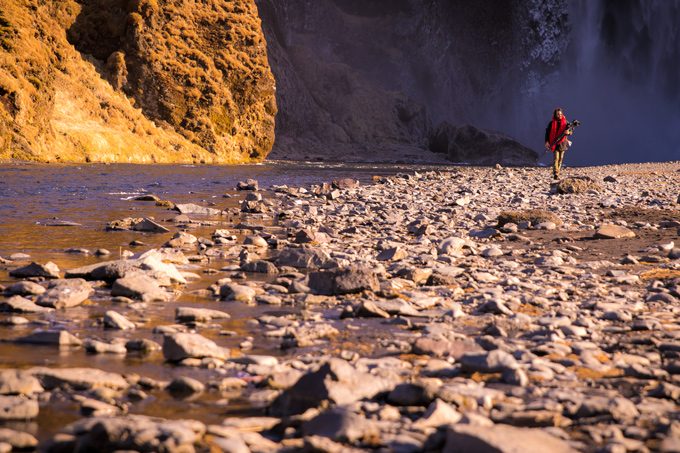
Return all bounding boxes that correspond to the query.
[552,150,563,179]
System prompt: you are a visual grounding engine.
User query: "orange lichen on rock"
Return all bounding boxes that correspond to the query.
[0,0,276,163]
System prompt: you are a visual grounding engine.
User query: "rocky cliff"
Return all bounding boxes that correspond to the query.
[0,0,276,163]
[256,0,542,164]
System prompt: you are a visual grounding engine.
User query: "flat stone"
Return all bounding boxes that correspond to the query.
[28,367,129,390]
[9,262,60,279]
[0,396,38,420]
[0,428,38,450]
[36,278,93,309]
[4,281,45,296]
[131,217,170,233]
[594,224,636,239]
[111,273,170,302]
[175,307,231,322]
[84,339,127,354]
[162,332,229,362]
[0,370,44,395]
[15,330,82,347]
[103,310,136,330]
[443,423,572,452]
[174,203,222,216]
[0,295,53,313]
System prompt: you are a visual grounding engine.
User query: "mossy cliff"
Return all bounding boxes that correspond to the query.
[0,0,276,163]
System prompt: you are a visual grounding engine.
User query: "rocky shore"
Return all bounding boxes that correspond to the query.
[0,162,679,452]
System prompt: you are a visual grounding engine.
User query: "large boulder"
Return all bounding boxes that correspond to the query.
[28,367,129,391]
[275,247,336,270]
[429,123,538,165]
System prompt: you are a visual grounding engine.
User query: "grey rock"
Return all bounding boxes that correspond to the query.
[0,295,53,313]
[241,260,279,274]
[16,330,82,347]
[9,261,60,279]
[29,367,129,390]
[443,423,572,453]
[269,358,394,416]
[162,332,229,362]
[104,310,136,330]
[111,273,170,302]
[302,406,374,443]
[175,203,222,216]
[276,247,335,269]
[52,415,205,452]
[220,283,257,303]
[0,370,44,395]
[0,428,38,450]
[131,217,170,233]
[237,179,259,190]
[84,339,127,354]
[4,281,45,296]
[36,278,93,308]
[460,350,518,373]
[387,381,439,406]
[594,224,636,239]
[414,399,462,429]
[308,266,379,295]
[0,396,38,420]
[176,307,231,322]
[167,376,205,397]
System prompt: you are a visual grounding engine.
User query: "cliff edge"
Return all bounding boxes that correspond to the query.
[0,0,276,163]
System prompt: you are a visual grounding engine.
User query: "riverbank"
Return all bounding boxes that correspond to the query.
[0,161,678,451]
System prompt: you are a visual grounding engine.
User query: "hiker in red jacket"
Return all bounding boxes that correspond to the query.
[545,108,572,179]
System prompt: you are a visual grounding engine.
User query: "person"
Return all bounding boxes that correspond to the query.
[544,108,572,179]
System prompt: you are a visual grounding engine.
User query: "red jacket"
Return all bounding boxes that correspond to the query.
[545,117,568,151]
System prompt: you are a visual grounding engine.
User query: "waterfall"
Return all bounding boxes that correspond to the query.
[523,0,680,165]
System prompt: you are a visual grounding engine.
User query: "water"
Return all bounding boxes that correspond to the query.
[0,160,455,441]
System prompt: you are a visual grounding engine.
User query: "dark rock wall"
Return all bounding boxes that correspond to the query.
[256,0,544,164]
[256,0,680,165]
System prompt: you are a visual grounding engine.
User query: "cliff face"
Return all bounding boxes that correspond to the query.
[256,0,543,164]
[0,0,276,163]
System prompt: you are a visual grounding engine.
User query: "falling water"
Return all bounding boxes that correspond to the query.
[523,0,680,166]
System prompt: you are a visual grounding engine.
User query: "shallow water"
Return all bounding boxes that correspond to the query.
[0,160,458,441]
